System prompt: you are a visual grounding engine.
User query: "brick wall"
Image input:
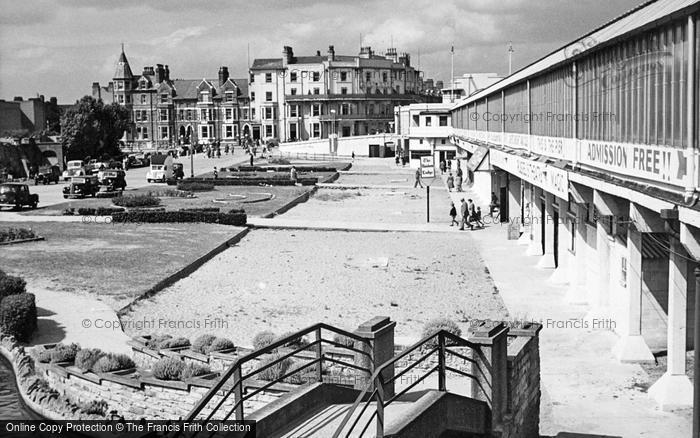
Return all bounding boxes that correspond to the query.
[503,333,541,438]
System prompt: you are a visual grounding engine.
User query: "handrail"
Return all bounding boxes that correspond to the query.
[185,322,372,425]
[332,330,483,438]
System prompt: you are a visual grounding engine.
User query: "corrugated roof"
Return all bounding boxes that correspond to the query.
[453,0,699,110]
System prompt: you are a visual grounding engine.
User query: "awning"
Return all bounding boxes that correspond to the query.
[467,146,489,172]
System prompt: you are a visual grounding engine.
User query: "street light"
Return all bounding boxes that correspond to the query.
[329,109,337,155]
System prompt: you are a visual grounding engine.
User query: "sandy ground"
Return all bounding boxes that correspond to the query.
[122,229,508,347]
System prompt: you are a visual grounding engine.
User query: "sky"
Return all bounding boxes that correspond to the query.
[0,0,645,103]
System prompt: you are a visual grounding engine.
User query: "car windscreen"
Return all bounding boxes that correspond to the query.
[0,185,17,194]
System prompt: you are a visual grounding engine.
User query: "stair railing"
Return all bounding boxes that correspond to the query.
[332,330,490,438]
[183,323,373,437]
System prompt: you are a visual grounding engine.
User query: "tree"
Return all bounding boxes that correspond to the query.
[60,96,130,160]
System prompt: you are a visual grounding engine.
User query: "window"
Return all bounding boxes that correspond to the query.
[201,125,209,139]
[201,109,208,121]
[341,103,350,115]
[365,72,371,82]
[439,116,448,126]
[266,91,272,102]
[412,115,419,125]
[290,72,297,82]
[312,72,320,81]
[250,92,255,101]
[620,257,627,287]
[225,108,233,121]
[118,95,124,104]
[425,117,432,127]
[125,95,131,103]
[142,127,148,139]
[225,125,233,138]
[341,87,348,95]
[340,72,347,81]
[265,125,274,137]
[441,139,446,144]
[289,105,298,117]
[264,107,273,119]
[117,82,124,90]
[265,73,272,83]
[313,88,320,95]
[419,139,423,144]
[135,111,141,122]
[141,94,147,104]
[160,93,168,103]
[160,126,169,139]
[312,104,320,116]
[201,91,210,103]
[225,91,234,102]
[186,110,192,121]
[312,123,320,138]
[290,88,297,95]
[382,72,387,82]
[159,109,168,122]
[251,108,256,119]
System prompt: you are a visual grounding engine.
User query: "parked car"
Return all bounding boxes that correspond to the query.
[34,165,61,185]
[96,169,127,196]
[0,183,38,210]
[63,176,99,199]
[127,154,148,168]
[146,154,173,183]
[172,163,185,180]
[62,160,86,180]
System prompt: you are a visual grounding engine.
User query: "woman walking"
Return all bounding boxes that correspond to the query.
[446,173,454,192]
[449,202,459,226]
[455,174,463,192]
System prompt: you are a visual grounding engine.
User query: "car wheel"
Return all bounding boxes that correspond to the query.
[63,195,68,199]
[31,201,37,209]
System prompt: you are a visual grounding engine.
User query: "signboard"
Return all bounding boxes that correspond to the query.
[491,149,569,199]
[421,167,436,178]
[420,156,435,167]
[467,146,489,172]
[578,140,687,187]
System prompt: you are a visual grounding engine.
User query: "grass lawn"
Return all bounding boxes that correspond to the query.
[0,221,244,310]
[24,185,313,218]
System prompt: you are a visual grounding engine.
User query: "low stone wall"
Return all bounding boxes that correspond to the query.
[279,134,399,157]
[503,331,541,438]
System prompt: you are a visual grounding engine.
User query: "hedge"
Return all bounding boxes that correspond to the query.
[91,353,135,373]
[75,348,105,372]
[112,194,161,208]
[0,274,27,300]
[232,166,340,173]
[0,228,36,243]
[111,210,246,226]
[152,356,184,381]
[179,208,220,213]
[180,177,318,186]
[176,182,215,192]
[0,293,37,342]
[77,207,125,216]
[252,331,276,350]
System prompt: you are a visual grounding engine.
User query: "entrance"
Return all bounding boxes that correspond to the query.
[540,199,546,255]
[553,208,559,268]
[252,126,261,140]
[499,185,508,223]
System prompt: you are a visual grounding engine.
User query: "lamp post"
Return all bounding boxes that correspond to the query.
[330,109,337,155]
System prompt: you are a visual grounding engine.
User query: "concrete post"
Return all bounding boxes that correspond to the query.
[612,224,654,362]
[508,176,521,226]
[550,200,571,283]
[566,204,589,304]
[526,187,544,256]
[354,316,397,398]
[536,192,557,269]
[468,321,509,433]
[518,182,532,246]
[649,237,693,409]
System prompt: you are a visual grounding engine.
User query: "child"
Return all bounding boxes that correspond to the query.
[475,206,485,228]
[449,202,458,226]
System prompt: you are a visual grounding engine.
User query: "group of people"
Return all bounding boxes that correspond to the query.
[445,165,465,192]
[450,198,485,230]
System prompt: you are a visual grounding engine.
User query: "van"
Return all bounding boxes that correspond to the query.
[146,154,173,183]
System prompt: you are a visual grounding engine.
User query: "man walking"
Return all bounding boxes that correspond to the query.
[459,198,468,230]
[467,199,476,230]
[414,168,423,188]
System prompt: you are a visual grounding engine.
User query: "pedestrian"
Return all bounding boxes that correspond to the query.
[414,168,423,188]
[449,202,458,226]
[459,198,468,230]
[290,166,298,183]
[213,166,218,179]
[447,159,452,171]
[446,173,454,192]
[351,151,355,162]
[467,199,476,230]
[395,155,400,166]
[249,153,254,167]
[455,174,463,192]
[440,160,446,174]
[490,192,499,216]
[474,206,485,228]
[456,166,463,178]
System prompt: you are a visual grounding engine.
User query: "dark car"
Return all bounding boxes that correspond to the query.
[173,163,185,180]
[96,169,127,196]
[0,183,39,210]
[63,176,99,199]
[34,165,61,185]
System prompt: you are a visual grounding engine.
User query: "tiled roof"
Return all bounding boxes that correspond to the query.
[114,50,134,79]
[171,78,249,100]
[251,58,283,69]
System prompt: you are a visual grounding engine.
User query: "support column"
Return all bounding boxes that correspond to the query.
[518,182,532,245]
[526,187,544,256]
[354,316,397,398]
[550,200,571,284]
[613,222,654,362]
[536,192,556,269]
[566,204,589,304]
[649,237,693,409]
[507,176,521,226]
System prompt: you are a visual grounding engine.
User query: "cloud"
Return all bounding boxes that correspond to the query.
[150,26,208,49]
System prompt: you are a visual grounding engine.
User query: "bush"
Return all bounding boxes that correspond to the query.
[112,194,160,208]
[152,356,184,381]
[332,334,356,348]
[0,293,37,342]
[0,275,27,300]
[179,208,220,213]
[276,332,309,349]
[145,334,172,350]
[421,318,462,348]
[75,348,104,372]
[145,189,193,198]
[206,337,235,353]
[91,353,135,373]
[111,210,246,226]
[0,228,36,243]
[158,337,190,349]
[77,207,125,216]
[79,399,108,416]
[49,343,81,363]
[257,353,294,381]
[181,362,211,380]
[177,182,215,192]
[252,331,276,350]
[191,334,217,354]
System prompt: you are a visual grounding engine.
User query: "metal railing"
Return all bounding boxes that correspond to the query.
[183,323,372,437]
[332,330,489,438]
[269,151,353,162]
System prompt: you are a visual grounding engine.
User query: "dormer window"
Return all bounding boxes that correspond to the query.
[225,91,234,102]
[160,93,168,104]
[201,91,210,103]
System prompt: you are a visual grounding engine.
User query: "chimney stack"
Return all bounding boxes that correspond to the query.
[282,46,294,67]
[359,46,373,59]
[164,65,170,81]
[385,48,397,62]
[327,45,335,62]
[155,64,165,83]
[218,66,229,85]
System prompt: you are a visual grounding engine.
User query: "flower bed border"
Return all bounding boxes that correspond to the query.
[0,236,45,246]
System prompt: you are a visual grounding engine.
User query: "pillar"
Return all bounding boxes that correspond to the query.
[612,223,654,362]
[649,237,693,409]
[526,187,544,256]
[566,203,589,304]
[518,182,532,245]
[508,176,521,226]
[536,192,556,269]
[550,200,571,284]
[354,316,397,398]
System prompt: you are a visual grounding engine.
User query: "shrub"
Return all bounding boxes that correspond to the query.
[191,334,217,354]
[146,189,193,198]
[257,353,294,381]
[152,356,184,381]
[112,194,160,208]
[91,353,135,373]
[145,334,172,350]
[177,182,215,192]
[0,275,27,300]
[206,337,235,353]
[36,349,52,363]
[77,207,125,216]
[252,331,276,350]
[332,334,356,348]
[268,157,291,165]
[421,318,462,348]
[276,332,309,349]
[0,228,36,243]
[179,207,220,213]
[181,362,211,380]
[159,337,190,349]
[49,343,81,363]
[79,399,108,416]
[75,348,104,372]
[0,293,37,342]
[111,210,246,226]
